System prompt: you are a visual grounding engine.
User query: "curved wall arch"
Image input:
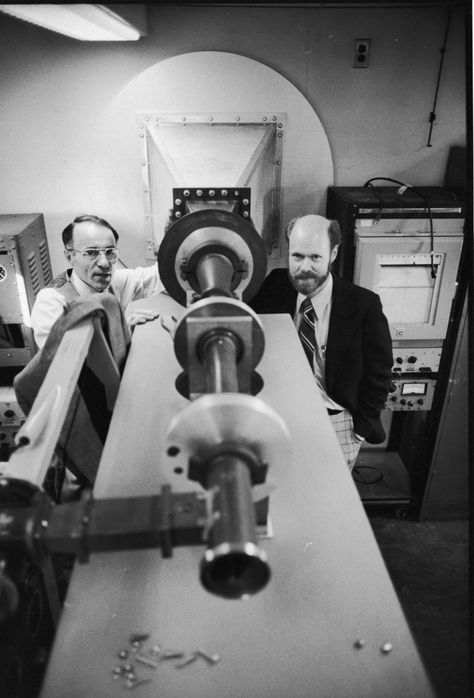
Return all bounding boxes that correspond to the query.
[99,51,333,268]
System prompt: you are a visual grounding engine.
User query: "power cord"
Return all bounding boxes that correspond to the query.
[363,176,437,279]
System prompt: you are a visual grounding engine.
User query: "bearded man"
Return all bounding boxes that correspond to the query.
[249,214,393,470]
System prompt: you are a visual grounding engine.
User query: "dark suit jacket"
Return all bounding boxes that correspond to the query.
[249,269,393,444]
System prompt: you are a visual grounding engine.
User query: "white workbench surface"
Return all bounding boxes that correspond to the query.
[41,292,434,698]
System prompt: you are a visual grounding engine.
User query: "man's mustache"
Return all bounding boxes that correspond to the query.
[293,272,318,280]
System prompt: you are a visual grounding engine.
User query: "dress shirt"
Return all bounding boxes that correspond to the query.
[31,265,163,349]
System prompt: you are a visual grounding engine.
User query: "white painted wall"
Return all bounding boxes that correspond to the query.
[0,5,466,275]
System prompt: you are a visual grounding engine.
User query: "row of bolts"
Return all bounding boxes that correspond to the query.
[112,633,221,690]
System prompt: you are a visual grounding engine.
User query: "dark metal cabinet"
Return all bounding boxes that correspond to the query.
[419,296,469,519]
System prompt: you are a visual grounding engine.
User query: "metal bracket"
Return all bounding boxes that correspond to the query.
[172,187,251,222]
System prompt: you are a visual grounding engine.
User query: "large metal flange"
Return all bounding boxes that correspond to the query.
[173,296,265,373]
[157,209,267,306]
[165,393,291,502]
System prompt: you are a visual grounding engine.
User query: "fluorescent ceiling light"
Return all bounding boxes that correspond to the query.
[0,4,146,41]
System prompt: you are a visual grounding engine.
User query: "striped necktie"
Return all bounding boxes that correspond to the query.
[298,297,317,367]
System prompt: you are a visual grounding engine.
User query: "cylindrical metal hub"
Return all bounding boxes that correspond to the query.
[194,252,235,298]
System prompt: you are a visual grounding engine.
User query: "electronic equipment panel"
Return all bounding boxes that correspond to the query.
[0,213,52,367]
[0,386,25,455]
[386,377,437,411]
[353,226,463,343]
[327,186,464,414]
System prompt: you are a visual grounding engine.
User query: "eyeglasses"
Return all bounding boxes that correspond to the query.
[68,247,120,262]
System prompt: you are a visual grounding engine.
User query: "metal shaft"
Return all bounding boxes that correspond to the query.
[201,332,239,393]
[200,453,270,599]
[195,253,234,297]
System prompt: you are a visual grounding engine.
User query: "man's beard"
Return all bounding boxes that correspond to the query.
[288,268,330,296]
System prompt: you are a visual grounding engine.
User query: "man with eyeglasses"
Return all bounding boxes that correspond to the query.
[31,214,164,349]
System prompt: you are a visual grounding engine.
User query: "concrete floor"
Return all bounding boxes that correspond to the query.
[368,514,470,698]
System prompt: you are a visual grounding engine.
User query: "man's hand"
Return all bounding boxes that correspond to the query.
[160,314,178,338]
[126,307,160,328]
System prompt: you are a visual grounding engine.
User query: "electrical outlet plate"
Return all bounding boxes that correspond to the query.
[353,39,370,68]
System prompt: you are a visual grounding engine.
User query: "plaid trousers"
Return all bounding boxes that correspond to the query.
[328,408,363,471]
